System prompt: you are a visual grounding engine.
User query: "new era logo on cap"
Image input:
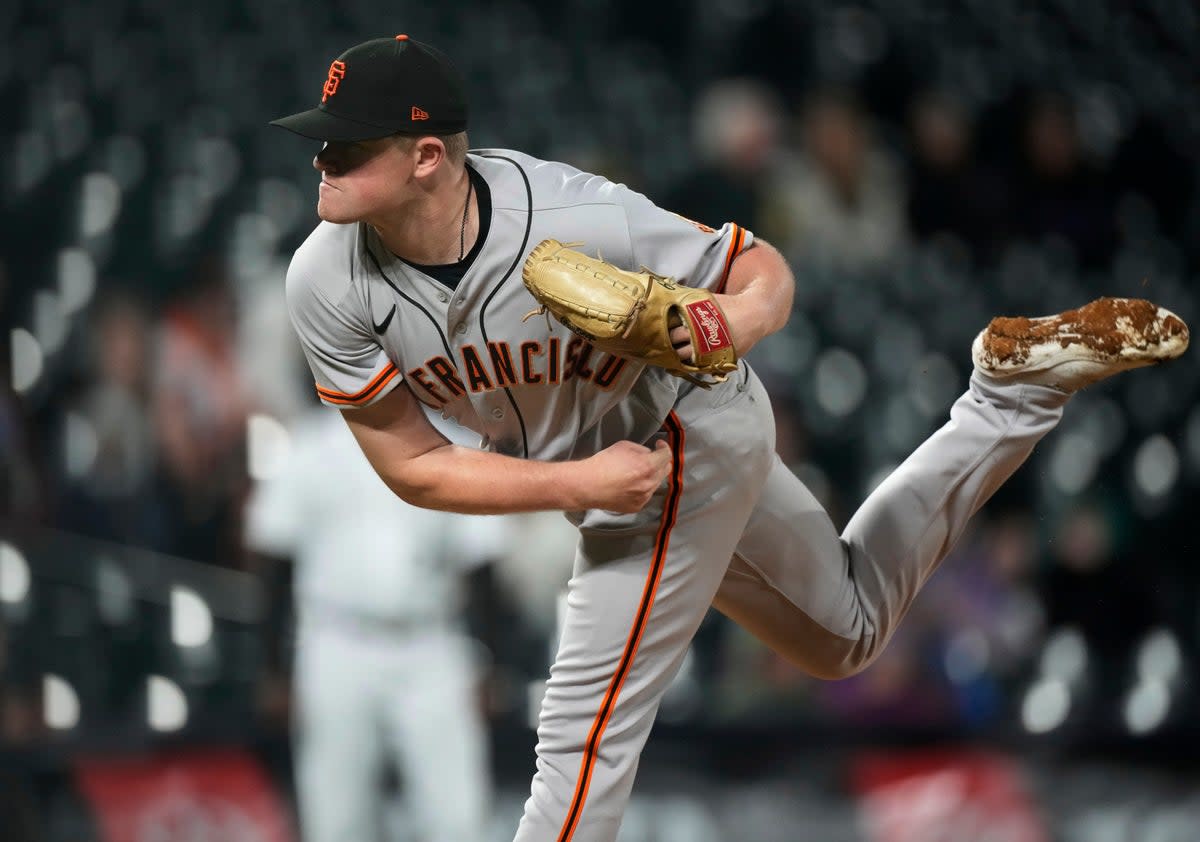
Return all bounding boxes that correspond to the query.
[270,34,469,142]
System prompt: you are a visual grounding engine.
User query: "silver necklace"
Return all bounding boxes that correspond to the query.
[459,175,474,262]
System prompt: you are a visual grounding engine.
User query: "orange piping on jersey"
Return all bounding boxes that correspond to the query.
[715,224,746,294]
[556,412,685,842]
[314,362,399,405]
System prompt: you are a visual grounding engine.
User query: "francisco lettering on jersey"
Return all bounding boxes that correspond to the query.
[405,335,630,407]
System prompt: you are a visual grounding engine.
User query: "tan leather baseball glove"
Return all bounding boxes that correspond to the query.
[522,239,738,388]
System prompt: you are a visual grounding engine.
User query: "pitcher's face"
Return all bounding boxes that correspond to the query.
[312,137,413,224]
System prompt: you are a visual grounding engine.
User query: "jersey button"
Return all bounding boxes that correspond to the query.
[437,292,448,303]
[455,323,467,335]
[491,408,504,419]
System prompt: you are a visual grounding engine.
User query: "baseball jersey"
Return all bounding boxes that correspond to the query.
[285,149,753,462]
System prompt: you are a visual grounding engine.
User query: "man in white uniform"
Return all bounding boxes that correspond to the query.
[245,406,500,842]
[269,34,1189,842]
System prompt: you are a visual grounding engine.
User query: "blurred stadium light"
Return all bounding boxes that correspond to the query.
[1123,679,1170,736]
[32,289,67,356]
[147,675,188,732]
[56,247,96,315]
[1136,628,1182,685]
[93,556,135,626]
[0,541,31,606]
[1039,626,1089,686]
[1131,433,1180,517]
[43,674,80,731]
[78,172,121,240]
[170,586,214,649]
[10,328,44,395]
[1021,677,1071,734]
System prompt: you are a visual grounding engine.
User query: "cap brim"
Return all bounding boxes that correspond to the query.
[269,107,396,142]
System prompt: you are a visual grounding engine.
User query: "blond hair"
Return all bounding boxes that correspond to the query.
[442,131,469,165]
[393,131,469,167]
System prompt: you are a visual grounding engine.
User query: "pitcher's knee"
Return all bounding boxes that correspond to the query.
[785,633,883,680]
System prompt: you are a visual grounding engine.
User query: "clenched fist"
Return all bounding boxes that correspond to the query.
[577,440,674,513]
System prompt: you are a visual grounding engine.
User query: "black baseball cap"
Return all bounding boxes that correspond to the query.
[270,35,468,141]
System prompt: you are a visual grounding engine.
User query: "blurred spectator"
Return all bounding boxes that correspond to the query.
[770,88,909,273]
[814,624,954,729]
[663,79,785,234]
[924,511,1045,726]
[1,623,42,750]
[959,513,1044,670]
[1,260,44,522]
[709,624,820,724]
[153,253,252,567]
[244,405,502,842]
[1040,500,1158,693]
[0,770,41,842]
[1109,116,1197,260]
[55,292,169,550]
[809,511,1041,731]
[1014,93,1118,270]
[1,383,42,522]
[905,91,1015,265]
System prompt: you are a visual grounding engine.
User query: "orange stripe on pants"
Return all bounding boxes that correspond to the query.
[556,413,686,842]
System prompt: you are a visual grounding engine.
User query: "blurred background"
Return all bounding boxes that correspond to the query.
[2,0,1199,839]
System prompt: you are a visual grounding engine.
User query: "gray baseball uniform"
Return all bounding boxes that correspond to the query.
[286,149,1069,842]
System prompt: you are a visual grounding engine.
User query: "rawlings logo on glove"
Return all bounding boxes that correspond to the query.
[521,239,738,388]
[686,300,733,355]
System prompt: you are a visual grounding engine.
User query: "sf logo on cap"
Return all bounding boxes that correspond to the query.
[322,60,346,102]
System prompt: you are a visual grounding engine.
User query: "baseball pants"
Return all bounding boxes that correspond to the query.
[514,365,1067,841]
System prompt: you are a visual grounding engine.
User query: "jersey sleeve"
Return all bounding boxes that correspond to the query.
[285,247,401,409]
[616,184,754,293]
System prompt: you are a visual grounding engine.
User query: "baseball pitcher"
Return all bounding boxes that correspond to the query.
[270,35,1189,842]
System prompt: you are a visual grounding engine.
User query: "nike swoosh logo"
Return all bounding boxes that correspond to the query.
[372,305,396,335]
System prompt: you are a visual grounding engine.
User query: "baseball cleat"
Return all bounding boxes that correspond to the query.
[971,297,1189,392]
